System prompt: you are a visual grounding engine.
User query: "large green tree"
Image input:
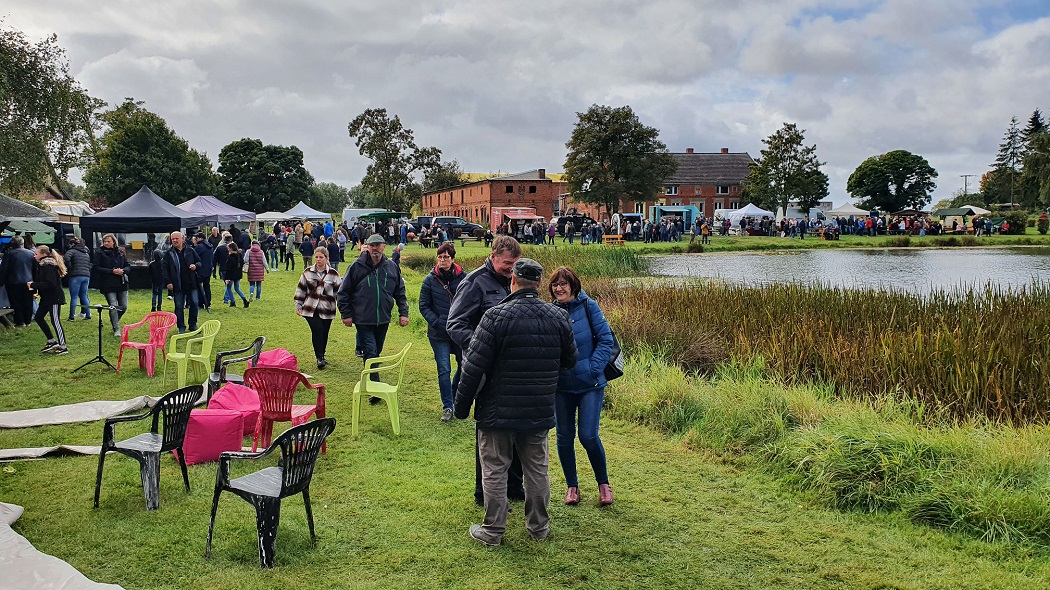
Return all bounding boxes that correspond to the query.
[422,159,466,193]
[1019,110,1047,208]
[744,122,829,215]
[1021,130,1050,207]
[0,24,103,197]
[563,104,676,215]
[308,182,352,214]
[347,108,440,212]
[846,150,938,211]
[985,116,1024,204]
[217,138,314,212]
[84,99,217,204]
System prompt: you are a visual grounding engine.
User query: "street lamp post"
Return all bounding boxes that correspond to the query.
[961,174,975,199]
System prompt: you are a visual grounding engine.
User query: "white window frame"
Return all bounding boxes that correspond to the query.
[717,185,730,195]
[664,185,678,196]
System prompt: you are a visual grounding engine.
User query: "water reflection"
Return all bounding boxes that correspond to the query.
[648,248,1050,294]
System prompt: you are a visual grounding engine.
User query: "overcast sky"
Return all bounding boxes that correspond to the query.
[7,1,1049,206]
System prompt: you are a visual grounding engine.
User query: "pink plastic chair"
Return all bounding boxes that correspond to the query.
[117,312,177,376]
[243,367,326,454]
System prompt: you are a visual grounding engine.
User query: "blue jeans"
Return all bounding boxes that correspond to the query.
[429,337,462,411]
[152,286,164,310]
[173,289,199,333]
[249,281,262,299]
[555,388,609,487]
[224,280,246,303]
[67,276,91,319]
[356,323,390,382]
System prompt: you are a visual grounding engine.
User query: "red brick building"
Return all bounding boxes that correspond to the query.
[564,148,755,221]
[420,149,753,226]
[420,169,567,225]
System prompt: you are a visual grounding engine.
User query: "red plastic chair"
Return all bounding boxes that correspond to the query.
[243,367,326,454]
[117,312,177,376]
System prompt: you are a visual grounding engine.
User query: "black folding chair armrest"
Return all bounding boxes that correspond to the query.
[101,410,151,445]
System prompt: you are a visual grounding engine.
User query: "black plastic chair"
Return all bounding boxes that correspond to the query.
[93,385,204,510]
[206,417,336,568]
[206,336,265,402]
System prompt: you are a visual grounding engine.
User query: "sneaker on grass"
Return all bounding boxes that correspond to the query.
[468,525,499,547]
[442,408,454,422]
[40,341,58,353]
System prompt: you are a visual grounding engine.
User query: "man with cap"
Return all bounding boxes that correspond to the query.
[446,235,528,505]
[454,258,577,547]
[337,233,409,381]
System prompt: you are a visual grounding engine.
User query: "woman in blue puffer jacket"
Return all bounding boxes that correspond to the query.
[548,266,615,507]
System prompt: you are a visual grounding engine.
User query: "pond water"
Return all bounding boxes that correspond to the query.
[647,248,1050,294]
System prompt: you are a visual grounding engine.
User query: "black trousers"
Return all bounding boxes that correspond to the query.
[6,283,33,326]
[475,427,525,504]
[303,314,332,360]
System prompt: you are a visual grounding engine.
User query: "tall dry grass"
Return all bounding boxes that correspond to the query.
[589,280,1050,424]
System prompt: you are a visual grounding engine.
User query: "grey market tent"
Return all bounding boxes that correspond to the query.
[282,201,331,220]
[177,195,256,225]
[80,186,208,233]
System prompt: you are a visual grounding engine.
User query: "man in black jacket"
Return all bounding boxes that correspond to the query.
[454,258,577,547]
[0,237,36,327]
[446,235,527,505]
[161,231,202,333]
[193,233,214,311]
[337,233,409,378]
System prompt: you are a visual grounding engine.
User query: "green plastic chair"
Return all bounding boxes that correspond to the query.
[352,343,411,437]
[164,320,221,388]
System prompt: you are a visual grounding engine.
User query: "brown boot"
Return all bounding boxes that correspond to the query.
[598,483,614,506]
[564,486,580,506]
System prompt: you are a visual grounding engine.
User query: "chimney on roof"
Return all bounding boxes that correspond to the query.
[720,148,729,154]
[538,168,546,179]
[685,148,694,154]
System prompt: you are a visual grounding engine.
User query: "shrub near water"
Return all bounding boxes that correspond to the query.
[402,244,647,277]
[589,281,1050,424]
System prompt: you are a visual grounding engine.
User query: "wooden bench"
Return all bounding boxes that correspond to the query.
[458,235,484,247]
[602,234,625,246]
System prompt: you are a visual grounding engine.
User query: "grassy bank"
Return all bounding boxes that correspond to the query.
[607,352,1050,546]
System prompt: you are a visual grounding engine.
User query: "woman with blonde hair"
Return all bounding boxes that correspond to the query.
[30,245,69,354]
[93,233,131,337]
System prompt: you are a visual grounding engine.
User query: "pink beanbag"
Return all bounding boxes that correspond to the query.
[176,409,243,465]
[209,383,261,436]
[253,348,299,371]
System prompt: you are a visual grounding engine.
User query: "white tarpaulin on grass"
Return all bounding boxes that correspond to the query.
[0,396,159,429]
[0,445,101,461]
[0,503,124,589]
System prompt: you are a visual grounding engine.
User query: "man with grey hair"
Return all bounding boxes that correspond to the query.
[0,236,36,326]
[161,231,202,333]
[446,235,527,505]
[455,258,577,547]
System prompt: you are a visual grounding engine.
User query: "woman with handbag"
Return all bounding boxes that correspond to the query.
[549,266,616,506]
[417,243,465,422]
[93,233,131,337]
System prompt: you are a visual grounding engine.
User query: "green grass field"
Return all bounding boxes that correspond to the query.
[2,251,1049,589]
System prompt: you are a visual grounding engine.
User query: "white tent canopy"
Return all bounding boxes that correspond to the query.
[827,203,870,217]
[256,211,287,223]
[282,201,331,220]
[961,204,990,215]
[726,203,774,223]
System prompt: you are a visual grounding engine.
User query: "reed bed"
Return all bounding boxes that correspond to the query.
[589,280,1050,424]
[402,244,647,277]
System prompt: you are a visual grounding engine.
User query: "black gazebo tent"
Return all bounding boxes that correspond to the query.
[80,186,208,233]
